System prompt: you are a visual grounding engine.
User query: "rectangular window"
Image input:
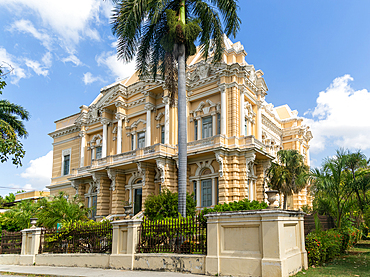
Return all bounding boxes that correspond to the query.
[202,116,212,139]
[95,146,102,159]
[194,120,198,140]
[63,154,70,175]
[217,113,221,135]
[131,135,134,150]
[137,132,145,149]
[91,195,97,219]
[201,179,212,207]
[161,126,165,144]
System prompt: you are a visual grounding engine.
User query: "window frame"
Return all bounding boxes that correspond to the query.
[137,132,145,149]
[202,116,213,139]
[61,148,71,176]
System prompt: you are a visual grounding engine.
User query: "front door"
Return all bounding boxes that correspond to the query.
[134,188,142,215]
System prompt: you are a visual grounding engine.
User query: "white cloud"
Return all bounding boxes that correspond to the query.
[20,151,52,190]
[304,75,370,153]
[24,59,48,77]
[83,72,104,85]
[1,0,112,51]
[8,19,52,50]
[0,47,27,84]
[7,183,35,192]
[62,54,83,67]
[42,52,52,68]
[96,51,136,80]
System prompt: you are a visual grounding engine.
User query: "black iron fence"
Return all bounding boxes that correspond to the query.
[0,230,22,254]
[137,217,207,254]
[39,221,113,254]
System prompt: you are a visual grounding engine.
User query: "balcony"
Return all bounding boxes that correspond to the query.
[187,135,266,153]
[71,143,176,177]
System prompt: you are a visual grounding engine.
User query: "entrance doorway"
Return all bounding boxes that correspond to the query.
[134,188,142,215]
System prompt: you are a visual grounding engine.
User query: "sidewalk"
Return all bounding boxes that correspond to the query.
[0,265,205,277]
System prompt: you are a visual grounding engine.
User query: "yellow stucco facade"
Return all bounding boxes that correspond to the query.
[48,37,313,219]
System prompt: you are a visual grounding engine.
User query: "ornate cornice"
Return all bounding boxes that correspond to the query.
[49,125,80,139]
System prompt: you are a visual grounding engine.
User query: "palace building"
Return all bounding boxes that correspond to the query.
[48,37,313,219]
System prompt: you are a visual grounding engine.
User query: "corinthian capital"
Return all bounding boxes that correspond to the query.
[100,118,110,125]
[144,103,155,111]
[162,96,170,105]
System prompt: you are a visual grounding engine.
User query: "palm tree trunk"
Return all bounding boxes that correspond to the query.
[177,0,187,218]
[283,195,287,210]
[177,43,187,217]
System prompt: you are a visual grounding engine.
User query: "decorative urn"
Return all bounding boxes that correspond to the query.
[266,190,279,209]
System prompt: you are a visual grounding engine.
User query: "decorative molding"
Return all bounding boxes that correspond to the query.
[126,118,146,130]
[48,125,80,139]
[71,180,80,194]
[156,158,166,183]
[91,172,105,194]
[144,103,155,111]
[214,152,224,177]
[246,153,256,179]
[155,112,165,121]
[100,118,111,125]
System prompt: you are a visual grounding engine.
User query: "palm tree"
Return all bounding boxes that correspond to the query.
[343,149,368,212]
[267,149,309,210]
[0,68,29,166]
[311,150,353,228]
[111,0,240,217]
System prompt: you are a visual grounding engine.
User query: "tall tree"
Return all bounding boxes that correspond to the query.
[311,149,353,228]
[0,67,30,166]
[267,149,309,210]
[343,149,369,212]
[111,0,240,216]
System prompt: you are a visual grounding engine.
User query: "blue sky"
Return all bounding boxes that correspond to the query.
[1,0,370,196]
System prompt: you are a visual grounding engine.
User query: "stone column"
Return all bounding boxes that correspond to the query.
[212,112,217,136]
[116,113,125,154]
[163,96,170,145]
[145,103,154,147]
[79,128,86,167]
[196,180,201,207]
[197,117,202,140]
[240,90,245,136]
[108,169,126,215]
[93,173,110,218]
[101,118,110,158]
[212,178,216,206]
[256,100,263,141]
[220,85,227,135]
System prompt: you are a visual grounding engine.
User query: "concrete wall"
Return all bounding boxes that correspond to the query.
[0,210,307,276]
[206,210,307,277]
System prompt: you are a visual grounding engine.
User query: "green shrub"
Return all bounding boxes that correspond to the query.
[199,199,268,223]
[143,189,196,220]
[305,226,362,266]
[339,226,361,251]
[306,230,342,266]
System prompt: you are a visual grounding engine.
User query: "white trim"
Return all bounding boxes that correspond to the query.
[61,148,71,176]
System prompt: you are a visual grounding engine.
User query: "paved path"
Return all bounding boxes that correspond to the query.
[0,265,205,277]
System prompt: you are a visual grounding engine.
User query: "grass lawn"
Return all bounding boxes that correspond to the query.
[294,240,370,277]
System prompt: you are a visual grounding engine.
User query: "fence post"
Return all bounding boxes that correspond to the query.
[20,227,43,265]
[110,219,142,270]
